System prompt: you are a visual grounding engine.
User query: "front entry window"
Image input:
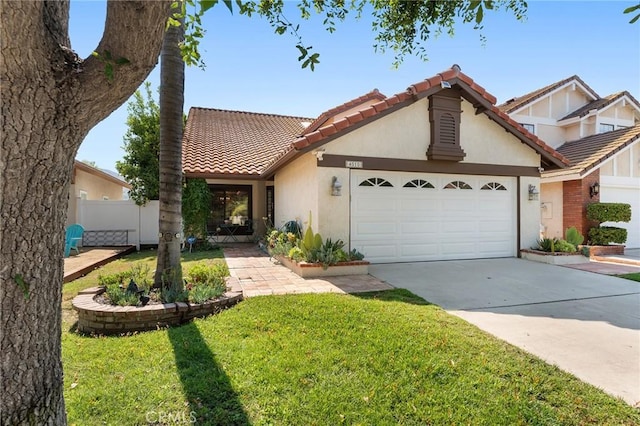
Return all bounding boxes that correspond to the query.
[208,185,253,235]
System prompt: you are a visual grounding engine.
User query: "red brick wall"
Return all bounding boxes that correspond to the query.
[562,169,600,240]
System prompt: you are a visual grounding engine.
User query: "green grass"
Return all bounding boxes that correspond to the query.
[62,255,640,425]
[617,272,640,282]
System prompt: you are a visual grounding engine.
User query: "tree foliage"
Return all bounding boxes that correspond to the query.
[183,178,212,238]
[116,82,160,205]
[180,0,529,69]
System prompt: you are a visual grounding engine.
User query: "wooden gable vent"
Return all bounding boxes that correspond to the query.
[426,89,466,162]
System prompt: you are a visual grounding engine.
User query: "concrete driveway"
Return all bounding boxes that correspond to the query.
[369,258,640,406]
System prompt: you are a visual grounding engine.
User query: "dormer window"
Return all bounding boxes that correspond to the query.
[521,123,535,134]
[426,89,466,162]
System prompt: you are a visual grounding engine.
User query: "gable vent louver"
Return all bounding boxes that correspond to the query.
[427,89,466,161]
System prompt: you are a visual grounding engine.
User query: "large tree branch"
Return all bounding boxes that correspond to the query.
[76,0,172,133]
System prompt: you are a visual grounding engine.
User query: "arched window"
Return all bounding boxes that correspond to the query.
[481,182,507,191]
[359,177,393,187]
[403,179,435,189]
[444,180,472,190]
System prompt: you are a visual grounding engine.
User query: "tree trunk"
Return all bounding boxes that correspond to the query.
[0,1,170,424]
[155,10,185,288]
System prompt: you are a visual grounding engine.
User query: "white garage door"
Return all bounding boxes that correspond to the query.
[350,170,517,263]
[600,182,640,249]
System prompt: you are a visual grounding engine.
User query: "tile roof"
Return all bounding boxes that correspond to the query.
[183,65,570,178]
[288,65,568,171]
[497,75,599,114]
[543,124,640,178]
[560,91,640,120]
[302,89,387,135]
[182,108,312,177]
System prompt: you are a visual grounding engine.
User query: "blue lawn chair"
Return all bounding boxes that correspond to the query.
[64,224,84,257]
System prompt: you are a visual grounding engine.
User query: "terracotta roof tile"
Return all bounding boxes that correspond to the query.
[182,107,311,177]
[497,75,599,114]
[290,65,568,169]
[544,124,640,178]
[185,65,570,177]
[301,89,386,135]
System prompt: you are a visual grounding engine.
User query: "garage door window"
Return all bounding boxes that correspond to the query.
[444,180,472,189]
[481,182,507,191]
[403,179,435,188]
[359,177,393,187]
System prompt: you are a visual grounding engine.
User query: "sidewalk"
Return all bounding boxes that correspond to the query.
[564,248,640,275]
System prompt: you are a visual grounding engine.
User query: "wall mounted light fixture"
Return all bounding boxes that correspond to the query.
[590,181,600,198]
[331,176,342,196]
[528,184,539,201]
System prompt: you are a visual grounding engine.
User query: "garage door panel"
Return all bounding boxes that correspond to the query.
[400,243,440,257]
[399,221,439,234]
[478,220,512,232]
[351,170,516,262]
[353,197,396,213]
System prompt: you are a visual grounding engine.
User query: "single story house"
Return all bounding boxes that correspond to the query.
[499,76,640,248]
[182,65,568,263]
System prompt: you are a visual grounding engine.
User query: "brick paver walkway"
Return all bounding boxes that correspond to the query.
[222,244,394,297]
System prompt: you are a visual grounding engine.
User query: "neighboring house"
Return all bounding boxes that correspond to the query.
[499,77,640,248]
[67,160,132,226]
[183,65,568,263]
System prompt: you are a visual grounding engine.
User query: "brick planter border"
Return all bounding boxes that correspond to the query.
[584,245,625,257]
[72,287,243,335]
[275,255,370,278]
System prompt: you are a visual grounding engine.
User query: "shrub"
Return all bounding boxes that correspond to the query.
[589,226,628,245]
[288,246,306,262]
[587,203,632,223]
[565,227,584,247]
[534,238,576,253]
[348,248,365,261]
[189,284,225,304]
[99,264,153,306]
[554,239,577,253]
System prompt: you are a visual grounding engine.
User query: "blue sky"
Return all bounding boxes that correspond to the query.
[69,1,640,171]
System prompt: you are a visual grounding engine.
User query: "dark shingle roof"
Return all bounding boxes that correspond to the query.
[497,75,599,114]
[544,124,640,178]
[182,108,311,177]
[560,91,640,120]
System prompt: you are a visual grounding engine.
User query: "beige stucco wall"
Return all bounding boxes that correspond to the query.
[68,169,128,225]
[276,96,549,255]
[323,98,540,167]
[316,166,350,244]
[599,144,640,178]
[564,123,580,142]
[540,181,563,239]
[274,154,318,231]
[531,97,549,117]
[600,158,614,176]
[74,169,126,200]
[568,89,589,113]
[521,176,543,249]
[536,124,566,148]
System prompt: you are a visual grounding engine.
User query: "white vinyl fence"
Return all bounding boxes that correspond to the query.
[76,199,159,249]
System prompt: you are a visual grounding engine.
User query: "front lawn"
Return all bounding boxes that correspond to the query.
[62,256,639,424]
[617,272,640,282]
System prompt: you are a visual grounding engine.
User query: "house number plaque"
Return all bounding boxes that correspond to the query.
[345,160,363,168]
